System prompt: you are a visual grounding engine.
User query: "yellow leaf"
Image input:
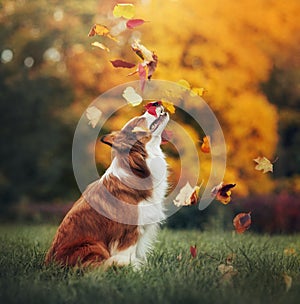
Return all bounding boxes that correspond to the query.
[91,41,110,52]
[113,3,135,19]
[283,274,292,292]
[191,87,207,97]
[283,247,296,256]
[86,106,102,128]
[200,135,210,153]
[88,24,118,42]
[177,79,191,90]
[161,99,176,114]
[253,156,273,173]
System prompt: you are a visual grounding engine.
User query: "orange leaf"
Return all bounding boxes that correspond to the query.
[211,182,236,205]
[173,181,202,207]
[200,135,210,153]
[233,212,251,233]
[88,24,118,42]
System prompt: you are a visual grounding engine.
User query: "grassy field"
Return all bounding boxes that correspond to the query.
[0,225,300,304]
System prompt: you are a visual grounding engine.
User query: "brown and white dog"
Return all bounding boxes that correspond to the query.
[45,103,169,268]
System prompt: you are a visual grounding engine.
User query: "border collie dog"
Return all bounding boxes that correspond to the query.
[45,103,169,268]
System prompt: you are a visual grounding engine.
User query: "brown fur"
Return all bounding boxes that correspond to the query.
[45,116,154,268]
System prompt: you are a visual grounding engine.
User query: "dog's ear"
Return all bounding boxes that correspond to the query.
[100,131,119,147]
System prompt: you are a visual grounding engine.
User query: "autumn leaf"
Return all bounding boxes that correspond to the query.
[113,3,136,19]
[145,101,162,117]
[253,156,274,173]
[132,126,149,133]
[126,19,145,29]
[283,274,292,292]
[173,181,202,207]
[225,253,236,265]
[138,63,147,91]
[88,24,118,42]
[110,59,136,68]
[283,247,296,256]
[91,41,110,52]
[177,79,207,96]
[218,263,238,284]
[211,182,236,205]
[122,87,143,106]
[190,245,197,258]
[161,99,175,114]
[233,212,252,234]
[200,135,210,153]
[86,106,102,128]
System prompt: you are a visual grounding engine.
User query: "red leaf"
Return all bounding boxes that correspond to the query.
[233,212,251,233]
[126,19,145,29]
[138,63,146,91]
[110,59,136,68]
[145,101,162,117]
[190,245,197,258]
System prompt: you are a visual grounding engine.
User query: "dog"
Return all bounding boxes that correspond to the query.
[45,102,169,268]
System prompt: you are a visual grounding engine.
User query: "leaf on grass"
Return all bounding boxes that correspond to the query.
[173,181,202,207]
[177,253,183,261]
[211,182,236,205]
[218,264,238,284]
[283,274,292,292]
[126,19,145,29]
[200,135,210,153]
[91,41,110,52]
[145,101,162,117]
[88,24,118,42]
[190,245,197,258]
[161,99,175,114]
[226,253,236,265]
[283,248,296,256]
[110,59,136,68]
[253,156,273,173]
[113,3,136,19]
[122,87,143,106]
[233,212,251,234]
[86,106,102,128]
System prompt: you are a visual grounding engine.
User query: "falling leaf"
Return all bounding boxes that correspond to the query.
[283,248,296,256]
[211,182,236,205]
[126,19,145,29]
[177,79,207,96]
[122,87,143,106]
[131,41,158,81]
[88,24,118,42]
[283,274,292,292]
[138,63,147,91]
[132,40,154,62]
[233,212,252,234]
[253,156,273,173]
[91,41,110,52]
[173,181,202,207]
[200,135,210,153]
[190,245,197,258]
[161,99,175,114]
[86,106,102,128]
[145,101,162,117]
[113,3,136,19]
[110,59,136,68]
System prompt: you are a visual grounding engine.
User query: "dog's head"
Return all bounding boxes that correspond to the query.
[101,103,169,178]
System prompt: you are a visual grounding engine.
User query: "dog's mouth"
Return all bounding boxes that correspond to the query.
[149,112,169,134]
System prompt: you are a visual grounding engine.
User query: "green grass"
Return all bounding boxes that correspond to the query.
[0,225,300,304]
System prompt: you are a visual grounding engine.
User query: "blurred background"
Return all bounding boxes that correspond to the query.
[0,0,299,233]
